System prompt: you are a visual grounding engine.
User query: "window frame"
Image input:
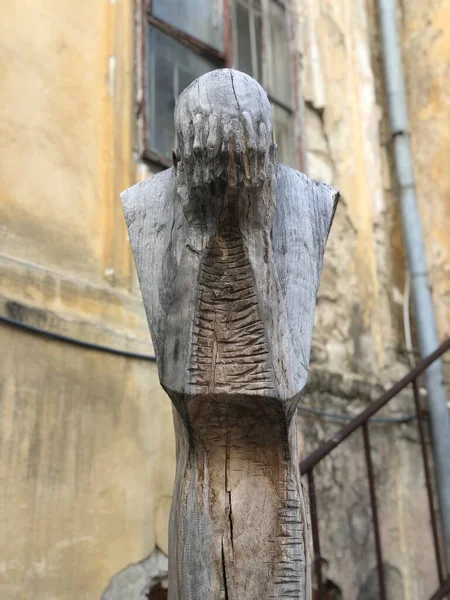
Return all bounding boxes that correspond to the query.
[138,0,304,171]
[139,0,231,169]
[232,0,297,166]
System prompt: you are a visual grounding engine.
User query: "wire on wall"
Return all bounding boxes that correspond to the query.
[1,314,417,424]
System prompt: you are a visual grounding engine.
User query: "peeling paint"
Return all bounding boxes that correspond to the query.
[101,549,168,600]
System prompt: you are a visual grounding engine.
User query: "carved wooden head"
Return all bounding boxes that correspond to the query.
[173,69,276,191]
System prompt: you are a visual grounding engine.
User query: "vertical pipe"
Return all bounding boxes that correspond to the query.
[378,0,450,571]
[363,423,387,600]
[412,379,445,584]
[308,470,324,600]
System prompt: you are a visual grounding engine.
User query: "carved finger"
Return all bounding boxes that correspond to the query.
[229,118,243,152]
[227,138,238,189]
[222,122,238,188]
[256,122,268,182]
[216,135,228,179]
[241,111,256,183]
[194,113,210,184]
[234,118,246,182]
[221,119,235,180]
[206,114,221,182]
[182,119,194,162]
[206,114,221,161]
[193,113,205,158]
[232,118,244,185]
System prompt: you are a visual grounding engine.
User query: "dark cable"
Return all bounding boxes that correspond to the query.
[0,314,417,423]
[296,404,416,424]
[0,314,157,362]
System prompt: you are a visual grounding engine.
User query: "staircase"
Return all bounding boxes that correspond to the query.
[300,339,450,600]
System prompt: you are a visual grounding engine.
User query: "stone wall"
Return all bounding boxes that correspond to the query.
[296,0,450,597]
[299,0,406,379]
[299,374,438,599]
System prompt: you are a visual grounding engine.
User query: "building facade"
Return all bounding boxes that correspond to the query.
[0,0,449,598]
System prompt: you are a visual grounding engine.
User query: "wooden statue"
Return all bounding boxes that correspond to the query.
[122,69,338,600]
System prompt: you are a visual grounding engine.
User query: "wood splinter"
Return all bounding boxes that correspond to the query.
[122,69,339,600]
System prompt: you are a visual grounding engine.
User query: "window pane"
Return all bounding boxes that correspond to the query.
[254,13,263,82]
[269,2,291,106]
[147,26,216,158]
[153,0,223,52]
[272,103,295,167]
[235,2,253,77]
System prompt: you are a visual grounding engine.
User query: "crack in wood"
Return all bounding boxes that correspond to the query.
[221,537,230,600]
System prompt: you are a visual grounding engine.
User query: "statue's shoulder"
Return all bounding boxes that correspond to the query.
[276,163,339,233]
[120,168,179,357]
[121,168,176,230]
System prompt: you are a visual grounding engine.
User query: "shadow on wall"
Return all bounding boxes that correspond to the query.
[313,557,343,599]
[312,561,404,599]
[101,548,168,600]
[313,581,342,600]
[356,564,404,600]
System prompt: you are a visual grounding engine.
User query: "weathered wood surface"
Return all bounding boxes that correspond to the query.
[122,69,338,600]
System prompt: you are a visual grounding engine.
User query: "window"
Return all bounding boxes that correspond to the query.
[152,0,224,51]
[232,0,294,165]
[142,0,225,166]
[141,0,296,167]
[146,26,218,159]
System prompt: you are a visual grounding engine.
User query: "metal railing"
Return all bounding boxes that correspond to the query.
[300,339,450,600]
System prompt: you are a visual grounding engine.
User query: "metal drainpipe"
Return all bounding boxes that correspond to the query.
[378,0,450,572]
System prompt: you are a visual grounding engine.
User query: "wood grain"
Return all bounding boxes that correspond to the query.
[122,69,339,599]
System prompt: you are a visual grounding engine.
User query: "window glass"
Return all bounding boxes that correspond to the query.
[254,12,263,81]
[147,26,216,158]
[146,2,295,167]
[153,0,224,52]
[236,2,254,77]
[233,0,295,166]
[269,1,291,106]
[272,103,295,167]
[234,0,291,106]
[235,0,263,80]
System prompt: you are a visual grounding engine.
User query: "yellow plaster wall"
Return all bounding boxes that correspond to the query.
[402,0,450,340]
[299,0,449,379]
[0,325,175,600]
[300,0,396,378]
[1,0,107,280]
[0,0,176,598]
[0,0,135,287]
